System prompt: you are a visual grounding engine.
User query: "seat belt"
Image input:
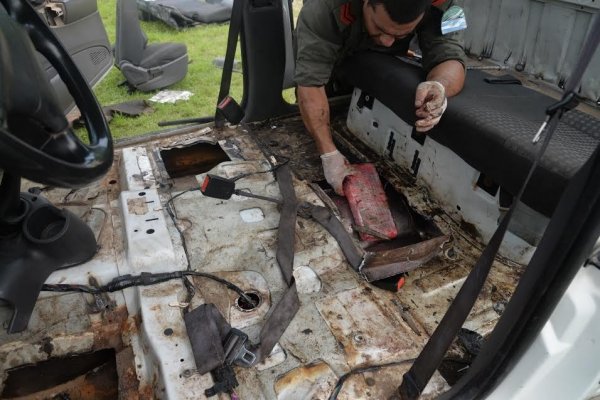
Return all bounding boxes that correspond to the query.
[398,15,600,399]
[214,0,244,127]
[184,162,300,397]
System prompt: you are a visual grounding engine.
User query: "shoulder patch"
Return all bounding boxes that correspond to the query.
[340,3,355,25]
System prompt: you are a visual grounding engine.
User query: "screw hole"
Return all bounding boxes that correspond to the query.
[138,192,146,196]
[109,180,117,185]
[146,229,155,234]
[456,205,462,211]
[164,328,174,336]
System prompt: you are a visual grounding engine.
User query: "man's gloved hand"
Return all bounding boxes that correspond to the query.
[321,150,352,195]
[414,81,448,133]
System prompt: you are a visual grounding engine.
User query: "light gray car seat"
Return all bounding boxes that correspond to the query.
[115,0,188,92]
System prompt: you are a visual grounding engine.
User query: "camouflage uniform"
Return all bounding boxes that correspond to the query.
[294,0,466,87]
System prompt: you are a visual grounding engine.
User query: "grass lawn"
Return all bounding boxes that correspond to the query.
[94,0,298,140]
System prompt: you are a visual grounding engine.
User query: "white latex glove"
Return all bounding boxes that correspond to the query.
[415,81,448,132]
[321,150,352,196]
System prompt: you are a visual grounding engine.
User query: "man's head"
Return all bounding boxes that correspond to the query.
[363,0,430,47]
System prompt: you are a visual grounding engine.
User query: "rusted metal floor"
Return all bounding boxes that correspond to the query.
[0,115,523,399]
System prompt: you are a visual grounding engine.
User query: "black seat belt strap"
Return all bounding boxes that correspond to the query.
[184,163,300,398]
[251,163,300,361]
[399,15,600,399]
[215,0,244,127]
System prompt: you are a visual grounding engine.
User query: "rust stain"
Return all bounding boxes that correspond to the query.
[274,361,337,396]
[92,306,128,351]
[127,197,149,215]
[137,383,155,400]
[121,314,142,338]
[116,347,142,400]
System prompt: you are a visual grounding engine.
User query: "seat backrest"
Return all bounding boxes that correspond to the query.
[115,0,147,66]
[339,52,600,217]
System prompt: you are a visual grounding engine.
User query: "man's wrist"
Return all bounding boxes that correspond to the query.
[315,138,337,154]
[320,149,340,159]
[425,79,447,93]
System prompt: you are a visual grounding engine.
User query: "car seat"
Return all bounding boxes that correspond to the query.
[115,0,188,92]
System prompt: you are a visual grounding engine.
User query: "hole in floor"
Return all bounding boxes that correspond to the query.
[236,292,261,311]
[2,349,118,399]
[320,176,444,251]
[160,142,231,178]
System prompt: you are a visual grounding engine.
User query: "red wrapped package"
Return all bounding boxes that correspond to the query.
[343,163,398,242]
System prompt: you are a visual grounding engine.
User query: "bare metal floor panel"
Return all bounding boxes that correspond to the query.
[0,119,522,399]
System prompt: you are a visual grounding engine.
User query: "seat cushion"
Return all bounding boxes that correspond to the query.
[339,51,600,217]
[137,0,233,28]
[140,42,188,69]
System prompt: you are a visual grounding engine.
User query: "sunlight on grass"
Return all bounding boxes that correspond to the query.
[93,0,302,140]
[96,0,243,139]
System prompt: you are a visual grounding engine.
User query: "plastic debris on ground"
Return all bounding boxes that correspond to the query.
[149,90,194,104]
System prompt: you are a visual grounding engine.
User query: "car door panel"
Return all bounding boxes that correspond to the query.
[35,0,112,113]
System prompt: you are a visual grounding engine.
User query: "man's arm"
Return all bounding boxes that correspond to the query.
[297,85,335,154]
[415,1,466,132]
[426,59,465,97]
[297,85,351,195]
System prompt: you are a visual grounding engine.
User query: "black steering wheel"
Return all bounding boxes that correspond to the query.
[0,0,112,188]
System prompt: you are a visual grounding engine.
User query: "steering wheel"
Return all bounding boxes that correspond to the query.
[0,0,112,188]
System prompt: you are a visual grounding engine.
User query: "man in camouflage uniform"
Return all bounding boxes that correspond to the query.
[295,0,466,194]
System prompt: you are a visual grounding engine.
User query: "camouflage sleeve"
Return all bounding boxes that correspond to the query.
[294,1,344,87]
[417,1,466,73]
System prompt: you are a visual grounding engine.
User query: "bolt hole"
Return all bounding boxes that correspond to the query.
[164,328,173,336]
[354,334,365,342]
[134,229,139,232]
[109,180,117,185]
[146,229,155,234]
[138,192,146,196]
[236,292,261,311]
[180,358,184,362]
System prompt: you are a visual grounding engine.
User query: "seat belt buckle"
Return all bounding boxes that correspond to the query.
[201,174,236,199]
[217,95,245,125]
[223,328,257,367]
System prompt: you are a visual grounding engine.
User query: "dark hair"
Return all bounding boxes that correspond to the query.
[366,0,430,24]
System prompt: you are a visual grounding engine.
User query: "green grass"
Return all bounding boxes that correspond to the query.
[94,0,246,139]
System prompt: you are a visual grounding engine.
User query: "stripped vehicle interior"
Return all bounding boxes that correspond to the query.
[0,0,599,399]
